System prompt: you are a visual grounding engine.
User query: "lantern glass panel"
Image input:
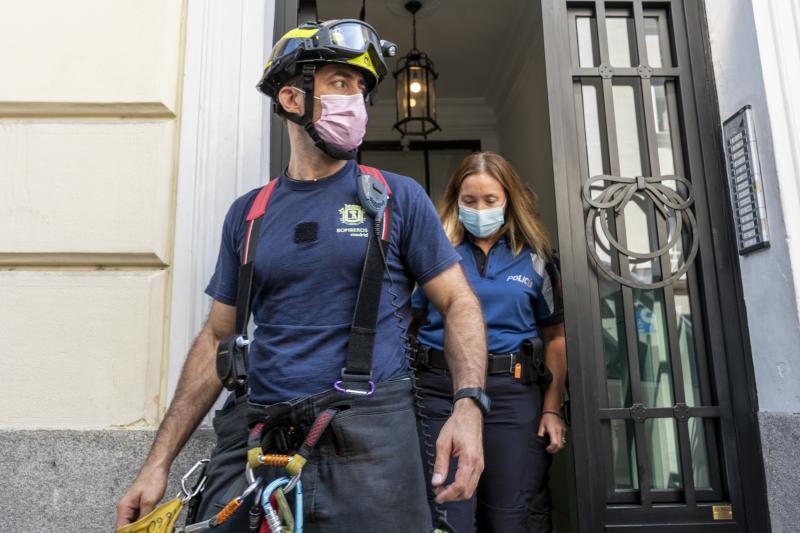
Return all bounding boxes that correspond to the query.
[427,66,437,122]
[395,67,408,122]
[409,65,428,119]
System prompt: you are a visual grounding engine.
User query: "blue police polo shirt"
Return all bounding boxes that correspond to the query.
[205,160,460,405]
[413,237,564,353]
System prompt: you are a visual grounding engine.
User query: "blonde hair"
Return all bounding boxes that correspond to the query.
[439,151,552,258]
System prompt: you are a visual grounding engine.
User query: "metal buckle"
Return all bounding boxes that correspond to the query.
[488,352,516,375]
[333,379,376,396]
[335,370,375,395]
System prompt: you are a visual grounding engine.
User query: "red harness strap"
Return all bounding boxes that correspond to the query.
[242,179,279,265]
[244,166,391,260]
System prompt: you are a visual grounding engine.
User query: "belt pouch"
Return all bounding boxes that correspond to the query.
[521,337,553,387]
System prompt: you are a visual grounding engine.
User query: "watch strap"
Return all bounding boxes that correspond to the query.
[453,387,491,415]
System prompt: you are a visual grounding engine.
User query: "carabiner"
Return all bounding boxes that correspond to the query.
[179,459,210,502]
[262,476,304,533]
[284,471,302,494]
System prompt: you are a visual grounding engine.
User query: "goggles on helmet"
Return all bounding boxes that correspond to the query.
[260,19,396,98]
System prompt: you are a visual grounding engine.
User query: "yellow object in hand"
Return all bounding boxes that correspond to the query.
[115,497,184,533]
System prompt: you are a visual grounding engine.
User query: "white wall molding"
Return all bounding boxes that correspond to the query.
[706,0,800,412]
[167,0,274,417]
[752,0,800,330]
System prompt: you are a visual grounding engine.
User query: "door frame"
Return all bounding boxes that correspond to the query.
[541,0,770,530]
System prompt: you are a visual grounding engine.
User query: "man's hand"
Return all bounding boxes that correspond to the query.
[538,411,567,454]
[115,465,169,528]
[431,400,484,503]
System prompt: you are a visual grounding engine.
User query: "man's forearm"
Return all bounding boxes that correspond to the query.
[442,292,487,390]
[142,327,223,472]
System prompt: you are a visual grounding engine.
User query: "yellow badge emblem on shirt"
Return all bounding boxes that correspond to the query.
[339,204,365,226]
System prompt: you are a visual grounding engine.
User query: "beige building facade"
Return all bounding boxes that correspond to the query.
[1,1,273,529]
[0,0,185,429]
[2,1,799,532]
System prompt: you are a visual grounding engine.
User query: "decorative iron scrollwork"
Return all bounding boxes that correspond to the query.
[583,174,699,289]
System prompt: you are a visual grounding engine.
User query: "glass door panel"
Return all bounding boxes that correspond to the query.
[602,279,631,408]
[634,288,674,408]
[606,14,637,67]
[689,417,712,490]
[646,418,682,489]
[611,419,639,490]
[567,2,725,511]
[576,16,600,67]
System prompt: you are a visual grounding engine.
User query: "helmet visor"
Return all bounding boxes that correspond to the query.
[327,21,382,54]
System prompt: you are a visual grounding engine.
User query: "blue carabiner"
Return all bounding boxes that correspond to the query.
[262,476,304,533]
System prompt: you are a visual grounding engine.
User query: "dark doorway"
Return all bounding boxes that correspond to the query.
[359,139,481,199]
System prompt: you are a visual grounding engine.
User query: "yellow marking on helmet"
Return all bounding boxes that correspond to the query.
[283,27,318,39]
[265,60,272,69]
[346,52,377,77]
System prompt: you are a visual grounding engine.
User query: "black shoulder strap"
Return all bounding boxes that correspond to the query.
[337,166,392,394]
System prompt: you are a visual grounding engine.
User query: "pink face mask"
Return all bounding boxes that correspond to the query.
[294,89,368,151]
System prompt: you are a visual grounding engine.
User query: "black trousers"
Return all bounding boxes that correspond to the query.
[416,368,553,533]
[194,376,433,532]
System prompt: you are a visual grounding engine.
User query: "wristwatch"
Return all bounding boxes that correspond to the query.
[453,387,491,415]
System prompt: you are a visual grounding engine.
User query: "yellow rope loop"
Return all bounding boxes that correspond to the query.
[286,454,307,476]
[247,447,263,470]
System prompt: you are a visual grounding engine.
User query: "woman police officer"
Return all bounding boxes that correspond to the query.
[410,151,568,532]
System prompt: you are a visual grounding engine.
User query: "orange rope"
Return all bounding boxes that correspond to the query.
[261,454,292,467]
[215,499,241,524]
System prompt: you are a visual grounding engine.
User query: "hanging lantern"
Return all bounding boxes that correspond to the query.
[393,1,441,137]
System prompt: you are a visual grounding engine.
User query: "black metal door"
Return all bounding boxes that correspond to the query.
[541,1,770,531]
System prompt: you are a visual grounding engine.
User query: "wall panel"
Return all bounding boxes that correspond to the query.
[0,0,183,113]
[0,121,175,264]
[0,270,166,429]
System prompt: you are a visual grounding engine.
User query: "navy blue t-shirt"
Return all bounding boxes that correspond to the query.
[413,237,563,353]
[206,160,460,405]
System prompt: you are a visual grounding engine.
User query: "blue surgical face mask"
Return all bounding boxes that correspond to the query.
[458,204,506,238]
